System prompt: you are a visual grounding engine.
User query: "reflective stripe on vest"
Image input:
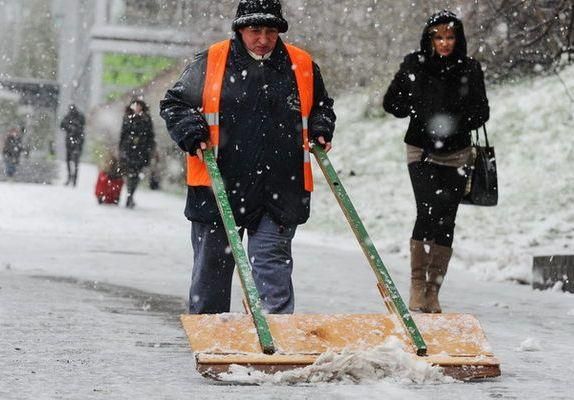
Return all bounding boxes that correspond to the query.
[285,43,314,192]
[186,40,230,187]
[186,39,315,192]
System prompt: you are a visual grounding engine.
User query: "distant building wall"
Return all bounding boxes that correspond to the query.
[52,0,95,118]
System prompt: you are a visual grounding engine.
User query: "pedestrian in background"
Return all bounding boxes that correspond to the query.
[383,10,489,313]
[60,104,86,187]
[95,152,123,205]
[2,127,23,178]
[118,99,155,209]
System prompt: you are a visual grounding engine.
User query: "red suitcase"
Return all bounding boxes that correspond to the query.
[95,171,123,204]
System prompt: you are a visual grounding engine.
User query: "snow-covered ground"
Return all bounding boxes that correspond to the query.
[1,67,574,399]
[311,66,574,285]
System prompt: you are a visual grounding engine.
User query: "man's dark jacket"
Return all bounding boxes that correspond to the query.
[2,134,22,163]
[60,108,86,154]
[160,36,336,229]
[383,14,489,153]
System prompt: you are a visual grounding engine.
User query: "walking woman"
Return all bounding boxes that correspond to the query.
[60,104,86,186]
[383,11,489,313]
[118,99,155,209]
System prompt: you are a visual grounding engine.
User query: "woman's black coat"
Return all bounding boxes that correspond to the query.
[383,14,489,154]
[119,112,155,175]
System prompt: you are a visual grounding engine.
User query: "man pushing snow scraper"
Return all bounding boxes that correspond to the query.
[160,0,500,381]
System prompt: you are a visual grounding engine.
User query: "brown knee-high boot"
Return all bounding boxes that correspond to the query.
[423,244,453,313]
[409,239,430,311]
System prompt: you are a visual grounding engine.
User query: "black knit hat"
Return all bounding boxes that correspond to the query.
[232,0,288,33]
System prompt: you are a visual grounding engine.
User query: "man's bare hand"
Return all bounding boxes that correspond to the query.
[317,136,332,153]
[196,142,208,161]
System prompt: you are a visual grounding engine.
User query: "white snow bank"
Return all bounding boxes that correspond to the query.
[217,336,452,385]
[551,281,564,292]
[516,338,543,352]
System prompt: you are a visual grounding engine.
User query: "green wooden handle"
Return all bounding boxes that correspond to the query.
[311,145,427,356]
[203,148,275,354]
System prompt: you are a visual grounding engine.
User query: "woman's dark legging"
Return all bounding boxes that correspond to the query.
[65,147,81,186]
[126,173,140,202]
[408,161,468,247]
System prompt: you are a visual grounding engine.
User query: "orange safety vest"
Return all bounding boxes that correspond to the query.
[186,39,315,192]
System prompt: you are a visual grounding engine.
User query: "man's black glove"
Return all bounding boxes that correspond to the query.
[181,130,209,155]
[179,112,209,155]
[309,118,334,145]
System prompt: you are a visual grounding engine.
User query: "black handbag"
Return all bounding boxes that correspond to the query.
[461,126,498,206]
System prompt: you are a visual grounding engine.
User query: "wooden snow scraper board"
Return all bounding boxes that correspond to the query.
[181,146,501,381]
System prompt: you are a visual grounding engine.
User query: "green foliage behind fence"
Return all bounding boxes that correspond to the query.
[103,54,176,101]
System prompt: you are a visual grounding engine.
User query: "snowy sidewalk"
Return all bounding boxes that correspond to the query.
[0,272,194,400]
[1,163,574,399]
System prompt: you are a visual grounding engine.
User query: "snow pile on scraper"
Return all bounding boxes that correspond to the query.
[181,146,500,382]
[181,312,499,381]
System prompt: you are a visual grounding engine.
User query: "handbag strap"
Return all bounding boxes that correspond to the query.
[473,125,490,147]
